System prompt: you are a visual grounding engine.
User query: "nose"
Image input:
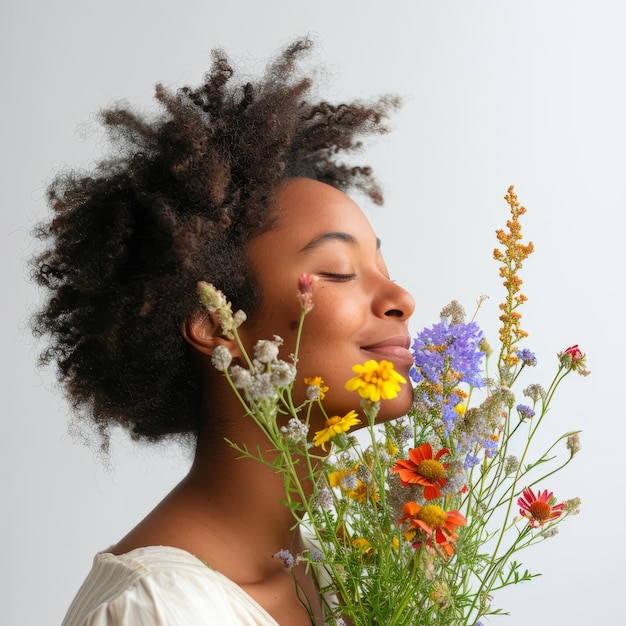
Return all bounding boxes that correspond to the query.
[376,280,415,321]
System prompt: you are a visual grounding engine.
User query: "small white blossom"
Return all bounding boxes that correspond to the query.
[254,339,280,364]
[247,372,277,402]
[439,300,466,325]
[504,455,519,475]
[566,433,581,456]
[498,386,516,409]
[197,282,246,339]
[316,487,333,511]
[270,360,296,388]
[228,365,252,390]
[563,497,582,515]
[306,385,321,401]
[523,383,546,403]
[341,472,358,490]
[211,345,232,372]
[280,418,309,443]
[197,281,228,314]
[232,309,247,327]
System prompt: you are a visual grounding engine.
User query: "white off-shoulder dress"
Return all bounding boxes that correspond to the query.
[62,546,281,625]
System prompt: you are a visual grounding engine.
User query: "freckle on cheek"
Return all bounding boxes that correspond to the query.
[289,320,299,331]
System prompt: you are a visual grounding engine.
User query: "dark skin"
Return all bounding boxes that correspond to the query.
[112,178,415,624]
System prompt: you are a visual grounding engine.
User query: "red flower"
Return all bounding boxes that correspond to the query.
[399,501,467,556]
[562,344,583,361]
[392,443,449,500]
[518,487,564,528]
[557,344,590,375]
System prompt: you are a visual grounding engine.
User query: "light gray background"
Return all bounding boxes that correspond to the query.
[2,1,622,624]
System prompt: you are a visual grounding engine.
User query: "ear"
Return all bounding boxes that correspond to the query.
[181,310,243,358]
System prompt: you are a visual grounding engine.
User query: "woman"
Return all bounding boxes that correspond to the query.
[32,39,415,625]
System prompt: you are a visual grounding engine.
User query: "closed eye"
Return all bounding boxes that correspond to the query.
[318,272,357,282]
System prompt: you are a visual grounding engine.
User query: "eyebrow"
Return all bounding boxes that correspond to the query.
[299,231,381,252]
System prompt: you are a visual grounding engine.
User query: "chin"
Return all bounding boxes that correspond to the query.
[376,390,414,423]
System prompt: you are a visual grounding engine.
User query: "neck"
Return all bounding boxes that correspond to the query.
[111,380,324,623]
[177,394,316,580]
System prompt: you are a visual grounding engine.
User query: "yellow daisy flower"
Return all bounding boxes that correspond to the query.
[327,468,352,487]
[352,537,375,558]
[313,410,361,450]
[344,359,406,402]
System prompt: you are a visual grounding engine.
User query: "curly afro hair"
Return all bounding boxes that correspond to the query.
[30,38,400,448]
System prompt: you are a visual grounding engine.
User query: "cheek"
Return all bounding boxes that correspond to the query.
[304,289,367,339]
[239,293,302,351]
[294,295,370,396]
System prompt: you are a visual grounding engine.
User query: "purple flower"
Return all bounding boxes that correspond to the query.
[411,320,485,388]
[516,348,537,367]
[516,404,535,419]
[464,453,480,469]
[273,549,295,568]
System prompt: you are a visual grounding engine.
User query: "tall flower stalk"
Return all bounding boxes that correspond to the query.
[197,187,586,625]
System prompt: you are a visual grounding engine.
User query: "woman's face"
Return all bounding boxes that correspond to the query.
[240,177,415,423]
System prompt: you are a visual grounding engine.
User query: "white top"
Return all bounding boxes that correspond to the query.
[62,546,280,625]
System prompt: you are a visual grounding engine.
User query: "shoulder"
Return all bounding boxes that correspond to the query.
[62,546,278,626]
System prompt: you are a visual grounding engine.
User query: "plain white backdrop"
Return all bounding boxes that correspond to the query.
[2,1,623,623]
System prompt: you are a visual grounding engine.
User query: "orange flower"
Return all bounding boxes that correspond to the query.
[313,410,361,451]
[391,443,449,500]
[399,502,467,556]
[399,501,466,556]
[518,487,564,528]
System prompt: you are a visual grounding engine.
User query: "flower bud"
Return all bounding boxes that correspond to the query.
[297,273,317,312]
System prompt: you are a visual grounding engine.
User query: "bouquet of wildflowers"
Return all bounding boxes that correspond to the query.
[197,186,587,625]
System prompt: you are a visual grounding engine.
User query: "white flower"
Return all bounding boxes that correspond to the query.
[306,385,321,401]
[197,281,247,339]
[270,360,296,388]
[228,365,252,390]
[341,472,358,490]
[566,433,581,456]
[316,488,333,511]
[211,345,232,372]
[254,339,280,364]
[280,418,309,443]
[247,372,277,402]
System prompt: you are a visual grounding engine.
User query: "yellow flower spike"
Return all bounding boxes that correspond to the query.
[313,410,361,451]
[493,186,534,368]
[345,359,406,402]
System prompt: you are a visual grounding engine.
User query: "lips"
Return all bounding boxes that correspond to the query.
[361,336,414,365]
